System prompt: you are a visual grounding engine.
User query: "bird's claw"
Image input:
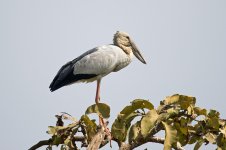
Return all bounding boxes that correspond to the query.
[99,117,112,147]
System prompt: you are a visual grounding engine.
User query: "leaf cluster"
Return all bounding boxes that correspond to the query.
[111,94,226,149]
[30,94,226,150]
[45,103,110,150]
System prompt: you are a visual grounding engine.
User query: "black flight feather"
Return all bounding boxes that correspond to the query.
[49,48,98,92]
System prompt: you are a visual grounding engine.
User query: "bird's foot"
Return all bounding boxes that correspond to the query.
[104,123,112,148]
[99,117,112,147]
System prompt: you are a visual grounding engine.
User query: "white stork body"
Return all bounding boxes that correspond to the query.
[74,45,133,82]
[49,31,146,105]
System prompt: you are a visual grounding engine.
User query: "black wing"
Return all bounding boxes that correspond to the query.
[49,48,98,92]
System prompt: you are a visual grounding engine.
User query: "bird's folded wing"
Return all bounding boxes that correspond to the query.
[73,47,119,75]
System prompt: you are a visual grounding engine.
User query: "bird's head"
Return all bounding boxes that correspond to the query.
[113,31,146,64]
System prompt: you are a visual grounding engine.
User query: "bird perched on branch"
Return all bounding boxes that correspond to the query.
[49,31,146,124]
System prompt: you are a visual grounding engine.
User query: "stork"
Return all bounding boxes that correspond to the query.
[49,31,146,124]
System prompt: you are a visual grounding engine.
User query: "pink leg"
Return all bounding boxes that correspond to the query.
[95,79,101,104]
[95,79,112,146]
[95,79,103,125]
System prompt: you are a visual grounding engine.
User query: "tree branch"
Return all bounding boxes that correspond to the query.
[131,136,164,149]
[129,136,183,150]
[28,136,85,150]
[28,139,51,150]
[87,126,106,150]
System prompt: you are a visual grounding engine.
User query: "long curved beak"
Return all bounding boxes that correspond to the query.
[130,39,147,64]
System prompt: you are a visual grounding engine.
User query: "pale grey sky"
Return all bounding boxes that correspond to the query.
[0,0,226,149]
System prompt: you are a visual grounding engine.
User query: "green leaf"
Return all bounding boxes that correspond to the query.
[64,136,75,149]
[166,108,179,115]
[47,126,57,135]
[111,112,138,141]
[177,117,188,136]
[174,122,188,146]
[141,109,159,138]
[162,94,196,109]
[52,135,63,145]
[121,99,154,114]
[194,107,207,116]
[47,123,79,136]
[207,116,220,130]
[208,109,220,118]
[180,95,196,109]
[85,103,110,118]
[177,132,188,146]
[194,139,204,150]
[180,117,187,126]
[128,121,141,143]
[216,133,226,149]
[179,126,188,136]
[111,99,153,141]
[163,94,181,105]
[188,135,200,144]
[162,121,177,150]
[80,115,97,141]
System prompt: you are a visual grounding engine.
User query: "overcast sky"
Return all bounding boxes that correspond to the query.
[0,0,226,149]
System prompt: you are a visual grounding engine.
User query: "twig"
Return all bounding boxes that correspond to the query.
[28,136,85,150]
[28,139,51,150]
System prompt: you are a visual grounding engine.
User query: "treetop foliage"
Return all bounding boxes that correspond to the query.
[29,94,226,150]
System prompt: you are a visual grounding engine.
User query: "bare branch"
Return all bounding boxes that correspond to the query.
[28,136,85,150]
[87,126,106,150]
[28,139,51,150]
[130,136,184,150]
[131,136,164,149]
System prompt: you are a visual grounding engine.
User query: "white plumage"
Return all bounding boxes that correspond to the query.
[73,45,132,80]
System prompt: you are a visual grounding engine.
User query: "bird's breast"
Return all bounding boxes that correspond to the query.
[113,49,133,72]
